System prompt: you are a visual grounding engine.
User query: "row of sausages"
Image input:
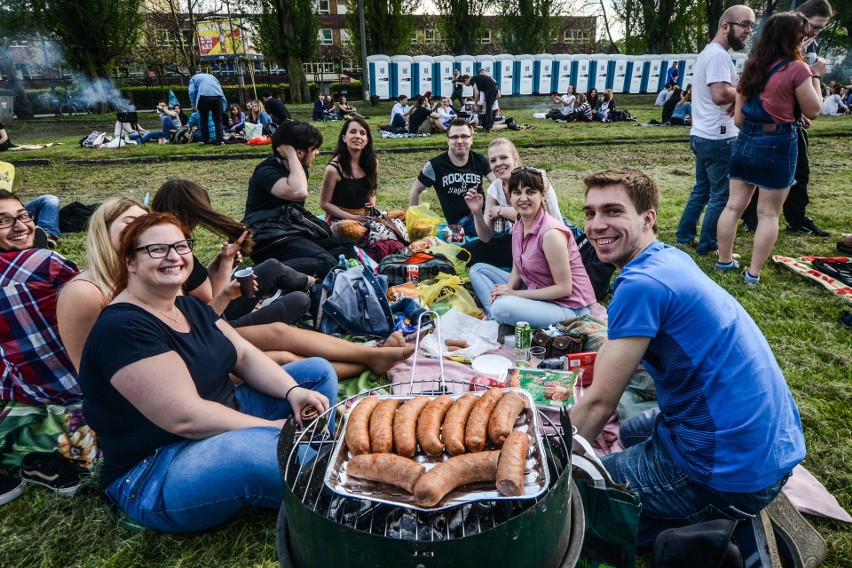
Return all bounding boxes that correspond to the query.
[344,387,527,458]
[347,431,531,507]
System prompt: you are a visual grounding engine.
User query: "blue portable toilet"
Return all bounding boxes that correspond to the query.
[591,54,610,91]
[627,55,645,94]
[390,55,413,99]
[660,55,679,85]
[534,53,555,94]
[643,55,663,93]
[681,55,697,88]
[573,56,592,93]
[732,53,747,74]
[611,55,629,92]
[413,55,434,97]
[515,54,535,95]
[554,54,574,94]
[475,54,495,79]
[455,55,476,98]
[433,55,456,98]
[495,54,515,96]
[367,54,391,100]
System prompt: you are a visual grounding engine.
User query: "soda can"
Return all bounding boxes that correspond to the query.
[406,265,419,284]
[515,321,532,360]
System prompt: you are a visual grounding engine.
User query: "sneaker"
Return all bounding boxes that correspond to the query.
[837,235,852,255]
[743,270,760,285]
[21,450,90,497]
[764,491,827,568]
[786,218,831,237]
[676,239,699,249]
[0,473,26,505]
[34,226,49,249]
[715,260,740,272]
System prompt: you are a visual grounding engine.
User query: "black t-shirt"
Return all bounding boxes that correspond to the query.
[408,106,432,133]
[264,97,291,124]
[245,155,303,218]
[78,296,238,487]
[471,74,498,92]
[183,254,208,293]
[417,151,491,225]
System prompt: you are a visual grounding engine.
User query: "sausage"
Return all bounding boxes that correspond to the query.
[488,391,527,447]
[413,451,501,507]
[444,339,470,348]
[496,431,530,497]
[416,394,454,456]
[369,399,399,454]
[393,396,430,458]
[347,453,426,494]
[464,387,504,452]
[443,393,479,456]
[345,397,381,455]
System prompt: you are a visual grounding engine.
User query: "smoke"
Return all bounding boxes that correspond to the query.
[71,75,134,110]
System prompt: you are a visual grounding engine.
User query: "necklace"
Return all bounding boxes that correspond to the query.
[125,289,181,324]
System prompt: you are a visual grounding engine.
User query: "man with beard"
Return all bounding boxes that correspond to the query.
[675,5,754,257]
[409,119,495,238]
[243,121,352,278]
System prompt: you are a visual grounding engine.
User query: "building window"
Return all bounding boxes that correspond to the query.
[317,0,330,14]
[424,29,442,43]
[319,28,333,45]
[563,28,592,44]
[411,31,419,44]
[340,29,350,43]
[481,29,491,44]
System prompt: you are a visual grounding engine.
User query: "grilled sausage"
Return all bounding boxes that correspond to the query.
[416,394,454,456]
[444,339,470,348]
[393,396,431,458]
[345,397,381,455]
[464,387,504,452]
[488,391,527,447]
[413,451,501,507]
[369,399,399,454]
[496,431,530,497]
[443,393,479,456]
[347,453,426,494]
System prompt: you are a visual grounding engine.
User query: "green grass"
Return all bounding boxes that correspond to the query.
[1,100,851,567]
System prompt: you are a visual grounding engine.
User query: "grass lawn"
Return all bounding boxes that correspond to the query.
[1,96,850,567]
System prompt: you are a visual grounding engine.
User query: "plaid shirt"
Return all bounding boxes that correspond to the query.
[1,249,80,405]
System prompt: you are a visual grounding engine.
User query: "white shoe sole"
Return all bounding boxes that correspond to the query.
[765,492,827,568]
[0,479,26,505]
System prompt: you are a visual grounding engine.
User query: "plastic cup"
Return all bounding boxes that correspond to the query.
[529,346,547,368]
[234,268,255,298]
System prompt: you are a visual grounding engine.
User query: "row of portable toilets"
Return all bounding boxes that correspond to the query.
[367,53,748,100]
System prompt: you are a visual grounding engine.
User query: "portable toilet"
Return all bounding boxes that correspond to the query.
[732,52,747,75]
[495,53,515,96]
[433,55,456,98]
[590,54,610,91]
[475,54,495,79]
[660,54,679,85]
[515,54,535,95]
[680,55,697,88]
[643,55,663,93]
[573,56,592,93]
[367,54,391,100]
[534,53,555,94]
[554,54,574,94]
[454,55,476,97]
[413,55,434,97]
[627,55,645,94]
[390,55,414,99]
[611,55,629,92]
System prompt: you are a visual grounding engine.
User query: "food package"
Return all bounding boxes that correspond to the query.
[420,308,499,360]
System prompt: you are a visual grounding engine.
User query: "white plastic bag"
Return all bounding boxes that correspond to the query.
[421,308,500,360]
[245,122,263,139]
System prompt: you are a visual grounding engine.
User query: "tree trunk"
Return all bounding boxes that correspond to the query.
[706,0,724,42]
[287,55,309,103]
[0,44,34,119]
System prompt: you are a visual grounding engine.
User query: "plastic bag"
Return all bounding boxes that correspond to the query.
[428,242,472,280]
[417,272,481,318]
[406,204,444,241]
[420,307,499,360]
[245,122,263,139]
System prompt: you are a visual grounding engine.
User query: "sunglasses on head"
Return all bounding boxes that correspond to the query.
[511,166,544,176]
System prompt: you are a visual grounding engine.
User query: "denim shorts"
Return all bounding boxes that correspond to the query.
[729,119,798,190]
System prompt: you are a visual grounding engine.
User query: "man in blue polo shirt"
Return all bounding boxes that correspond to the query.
[573,167,807,550]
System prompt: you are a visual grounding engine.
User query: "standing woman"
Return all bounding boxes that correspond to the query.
[716,13,824,284]
[468,167,595,328]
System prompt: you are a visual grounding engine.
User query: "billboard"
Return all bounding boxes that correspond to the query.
[197,20,244,59]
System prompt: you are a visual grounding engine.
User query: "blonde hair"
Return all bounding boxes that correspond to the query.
[488,138,554,217]
[85,197,149,299]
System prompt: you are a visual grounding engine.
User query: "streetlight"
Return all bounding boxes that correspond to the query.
[359,0,370,106]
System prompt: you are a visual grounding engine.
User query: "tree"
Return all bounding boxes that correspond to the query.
[435,0,486,55]
[0,1,36,117]
[497,0,566,55]
[345,0,416,56]
[611,0,705,53]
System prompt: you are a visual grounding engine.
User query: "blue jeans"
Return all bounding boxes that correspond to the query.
[469,263,590,328]
[26,195,60,238]
[160,115,179,138]
[676,136,737,255]
[456,212,478,239]
[128,131,165,143]
[104,358,337,533]
[602,408,788,549]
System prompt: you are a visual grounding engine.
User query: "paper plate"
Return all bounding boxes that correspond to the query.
[471,354,513,376]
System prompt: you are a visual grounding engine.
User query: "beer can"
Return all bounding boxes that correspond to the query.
[406,265,419,284]
[515,321,532,360]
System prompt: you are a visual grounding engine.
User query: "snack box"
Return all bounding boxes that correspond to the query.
[504,367,578,408]
[567,352,597,387]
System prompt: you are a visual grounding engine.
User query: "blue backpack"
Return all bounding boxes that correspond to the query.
[317,264,395,338]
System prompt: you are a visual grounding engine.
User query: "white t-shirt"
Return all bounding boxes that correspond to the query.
[560,94,576,115]
[821,94,847,115]
[486,178,563,221]
[691,42,738,140]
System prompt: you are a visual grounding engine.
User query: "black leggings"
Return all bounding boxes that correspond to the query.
[226,259,311,327]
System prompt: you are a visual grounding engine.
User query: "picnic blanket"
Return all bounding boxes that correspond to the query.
[773,255,852,304]
[7,142,62,151]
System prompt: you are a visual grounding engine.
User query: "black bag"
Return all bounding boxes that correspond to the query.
[170,125,193,144]
[262,123,277,137]
[58,201,100,233]
[245,203,333,247]
[653,519,742,568]
[378,252,456,287]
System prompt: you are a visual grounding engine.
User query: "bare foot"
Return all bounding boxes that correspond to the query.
[382,331,406,348]
[370,341,416,375]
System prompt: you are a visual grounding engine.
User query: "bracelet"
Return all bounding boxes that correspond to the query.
[812,74,822,79]
[285,384,302,402]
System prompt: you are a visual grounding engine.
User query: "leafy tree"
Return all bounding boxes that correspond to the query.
[611,0,705,53]
[0,1,35,117]
[345,0,416,56]
[497,0,566,55]
[435,0,486,55]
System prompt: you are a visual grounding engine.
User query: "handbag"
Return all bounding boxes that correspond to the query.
[365,207,409,246]
[532,330,587,359]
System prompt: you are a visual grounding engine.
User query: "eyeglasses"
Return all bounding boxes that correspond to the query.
[511,166,545,176]
[726,21,756,30]
[448,134,472,141]
[0,211,35,229]
[135,239,194,258]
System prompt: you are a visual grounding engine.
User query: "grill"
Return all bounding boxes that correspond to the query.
[115,111,138,124]
[275,314,584,567]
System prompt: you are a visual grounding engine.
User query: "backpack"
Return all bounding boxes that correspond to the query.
[170,125,193,144]
[262,123,278,137]
[378,252,456,287]
[316,264,395,338]
[58,201,100,233]
[79,131,106,148]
